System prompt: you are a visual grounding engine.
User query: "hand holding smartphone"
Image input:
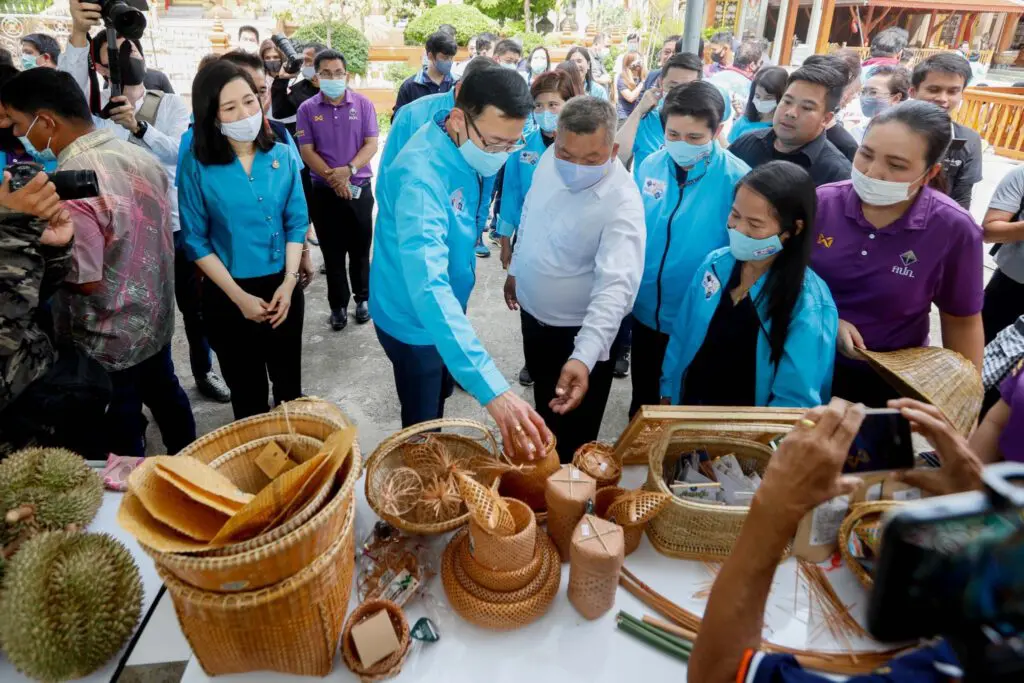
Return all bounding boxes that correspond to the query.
[843,408,915,474]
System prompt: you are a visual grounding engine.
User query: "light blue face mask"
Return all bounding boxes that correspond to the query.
[665,139,712,168]
[500,62,518,71]
[536,111,558,134]
[435,59,453,76]
[19,116,56,163]
[728,227,783,262]
[554,156,611,193]
[458,137,508,178]
[21,54,37,70]
[319,79,347,99]
[859,96,890,119]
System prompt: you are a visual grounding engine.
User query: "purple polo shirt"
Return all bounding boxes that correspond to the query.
[999,360,1024,462]
[295,90,379,186]
[811,182,983,352]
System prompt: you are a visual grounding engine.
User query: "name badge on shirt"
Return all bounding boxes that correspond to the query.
[450,188,467,215]
[520,151,539,166]
[642,177,667,200]
[702,271,721,300]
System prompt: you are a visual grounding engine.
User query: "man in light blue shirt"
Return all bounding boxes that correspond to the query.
[370,66,550,455]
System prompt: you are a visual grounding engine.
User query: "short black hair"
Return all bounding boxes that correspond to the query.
[438,24,457,38]
[870,27,909,58]
[868,64,911,101]
[786,62,846,113]
[867,100,951,167]
[0,68,91,122]
[733,40,764,70]
[494,39,522,58]
[298,42,327,56]
[191,60,275,166]
[744,65,788,121]
[661,53,703,81]
[0,48,12,68]
[314,48,347,72]
[426,31,458,58]
[661,80,725,132]
[710,31,733,45]
[238,25,259,41]
[22,33,60,63]
[220,49,264,73]
[461,55,496,81]
[673,37,705,60]
[455,65,532,120]
[912,52,972,89]
[663,35,681,47]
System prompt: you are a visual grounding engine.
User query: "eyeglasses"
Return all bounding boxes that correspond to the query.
[318,69,348,79]
[465,111,525,153]
[860,88,891,98]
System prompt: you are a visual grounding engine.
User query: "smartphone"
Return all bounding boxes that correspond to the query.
[348,183,363,200]
[843,408,914,473]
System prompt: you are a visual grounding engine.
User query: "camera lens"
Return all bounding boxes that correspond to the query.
[104,0,147,41]
[271,34,303,74]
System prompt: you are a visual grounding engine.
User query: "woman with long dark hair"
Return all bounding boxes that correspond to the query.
[660,161,838,406]
[567,46,607,99]
[811,100,984,406]
[178,61,309,419]
[526,46,551,82]
[728,65,786,144]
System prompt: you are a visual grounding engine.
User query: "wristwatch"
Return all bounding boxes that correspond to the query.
[348,163,358,176]
[133,120,148,139]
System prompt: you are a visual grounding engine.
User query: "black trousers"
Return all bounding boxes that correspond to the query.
[173,233,213,378]
[521,310,617,464]
[309,182,373,312]
[202,273,304,420]
[983,269,1024,344]
[831,358,900,408]
[629,318,669,419]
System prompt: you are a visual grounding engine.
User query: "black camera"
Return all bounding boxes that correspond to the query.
[98,0,147,41]
[271,34,303,75]
[6,162,100,201]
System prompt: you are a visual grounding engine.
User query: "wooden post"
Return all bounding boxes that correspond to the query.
[815,0,836,54]
[779,0,801,65]
[997,13,1021,53]
[705,0,718,30]
[955,12,973,45]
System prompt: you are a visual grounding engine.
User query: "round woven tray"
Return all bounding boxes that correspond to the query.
[365,419,506,535]
[572,442,622,489]
[457,529,545,592]
[146,437,362,591]
[341,599,411,683]
[177,411,342,465]
[441,528,561,631]
[498,436,560,512]
[838,500,905,590]
[452,530,551,603]
[468,498,536,572]
[645,435,773,561]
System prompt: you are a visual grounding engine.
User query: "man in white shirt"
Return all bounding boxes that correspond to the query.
[504,96,645,461]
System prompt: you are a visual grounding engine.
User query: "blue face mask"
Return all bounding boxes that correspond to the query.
[19,116,56,163]
[554,156,612,193]
[859,96,890,119]
[536,111,558,134]
[20,54,37,70]
[728,227,784,262]
[458,138,508,178]
[664,139,712,168]
[435,58,452,76]
[319,79,347,99]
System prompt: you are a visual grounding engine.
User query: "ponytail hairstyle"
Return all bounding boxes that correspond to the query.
[554,60,586,98]
[864,99,952,191]
[737,161,816,367]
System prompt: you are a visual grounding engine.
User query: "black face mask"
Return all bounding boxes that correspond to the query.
[711,50,725,64]
[264,59,281,75]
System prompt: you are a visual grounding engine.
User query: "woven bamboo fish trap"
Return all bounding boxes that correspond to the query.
[572,442,622,489]
[645,433,773,561]
[158,496,356,677]
[365,419,509,535]
[341,599,411,682]
[838,500,906,590]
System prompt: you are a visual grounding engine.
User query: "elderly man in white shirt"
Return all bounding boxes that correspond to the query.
[504,96,646,462]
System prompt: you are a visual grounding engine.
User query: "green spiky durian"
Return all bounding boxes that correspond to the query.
[0,531,142,682]
[0,448,103,545]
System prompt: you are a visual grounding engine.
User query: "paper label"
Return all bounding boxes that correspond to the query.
[254,442,295,479]
[379,569,420,607]
[580,522,591,537]
[891,487,922,501]
[571,467,580,480]
[809,496,850,546]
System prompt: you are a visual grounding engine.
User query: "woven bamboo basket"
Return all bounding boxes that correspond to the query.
[468,498,537,572]
[146,437,362,591]
[593,486,672,556]
[645,433,773,561]
[158,497,356,677]
[568,515,624,620]
[545,465,597,562]
[441,527,561,631]
[178,410,342,465]
[457,530,545,592]
[365,419,507,535]
[572,442,622,489]
[498,436,560,513]
[839,500,905,590]
[454,532,551,603]
[341,599,411,682]
[274,397,354,432]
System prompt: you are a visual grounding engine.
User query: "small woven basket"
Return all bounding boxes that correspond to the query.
[178,411,342,465]
[839,500,905,590]
[544,465,597,562]
[568,515,624,620]
[457,531,545,592]
[365,419,506,535]
[645,433,773,561]
[572,442,622,489]
[468,498,537,572]
[341,599,411,683]
[158,497,356,677]
[498,436,561,513]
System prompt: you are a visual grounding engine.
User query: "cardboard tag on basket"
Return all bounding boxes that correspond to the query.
[152,456,254,515]
[351,609,401,669]
[254,441,297,479]
[128,458,231,541]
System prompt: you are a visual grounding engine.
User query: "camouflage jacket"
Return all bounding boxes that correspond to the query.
[0,208,72,412]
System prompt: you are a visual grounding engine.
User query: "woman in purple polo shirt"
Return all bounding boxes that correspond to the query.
[969,358,1024,463]
[811,100,984,406]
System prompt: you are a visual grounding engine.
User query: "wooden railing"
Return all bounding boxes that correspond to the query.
[833,45,994,66]
[954,87,1024,160]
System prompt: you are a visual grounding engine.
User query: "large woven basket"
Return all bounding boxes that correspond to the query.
[365,419,506,535]
[146,437,362,591]
[178,411,342,465]
[273,397,354,432]
[838,500,905,590]
[158,497,356,677]
[645,433,773,561]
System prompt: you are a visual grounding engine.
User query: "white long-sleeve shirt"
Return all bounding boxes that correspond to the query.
[509,148,646,370]
[59,43,190,232]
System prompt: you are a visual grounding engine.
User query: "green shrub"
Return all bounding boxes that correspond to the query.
[514,31,546,55]
[467,0,555,22]
[404,5,498,46]
[377,111,392,137]
[385,62,418,91]
[292,21,371,76]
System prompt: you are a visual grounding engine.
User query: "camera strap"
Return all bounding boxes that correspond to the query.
[136,90,165,127]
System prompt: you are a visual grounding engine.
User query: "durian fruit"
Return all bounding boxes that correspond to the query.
[0,531,143,682]
[0,448,103,546]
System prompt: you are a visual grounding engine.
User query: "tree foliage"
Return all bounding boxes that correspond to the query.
[404,5,499,46]
[292,21,371,75]
[466,0,555,22]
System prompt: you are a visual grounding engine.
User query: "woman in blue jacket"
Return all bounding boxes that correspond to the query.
[660,161,838,407]
[727,66,787,144]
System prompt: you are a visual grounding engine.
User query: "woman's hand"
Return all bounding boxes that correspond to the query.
[837,319,866,359]
[503,275,519,311]
[499,236,513,270]
[266,276,296,328]
[235,292,270,323]
[486,390,551,460]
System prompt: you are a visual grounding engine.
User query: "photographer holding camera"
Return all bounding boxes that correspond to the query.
[688,397,989,683]
[269,37,323,134]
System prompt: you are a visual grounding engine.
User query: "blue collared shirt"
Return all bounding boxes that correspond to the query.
[393,68,454,119]
[380,90,455,171]
[178,142,308,279]
[175,119,301,186]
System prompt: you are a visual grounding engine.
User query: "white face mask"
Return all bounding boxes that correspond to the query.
[752,97,777,114]
[851,167,925,206]
[219,110,263,142]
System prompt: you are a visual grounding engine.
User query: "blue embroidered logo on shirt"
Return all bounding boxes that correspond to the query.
[450,188,466,215]
[701,271,720,300]
[520,151,539,165]
[642,178,667,200]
